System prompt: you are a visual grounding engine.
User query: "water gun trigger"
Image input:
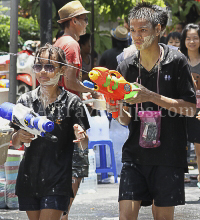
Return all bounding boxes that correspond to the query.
[108,100,118,119]
[112,111,119,119]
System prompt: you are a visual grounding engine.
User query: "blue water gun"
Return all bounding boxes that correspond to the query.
[0,102,57,147]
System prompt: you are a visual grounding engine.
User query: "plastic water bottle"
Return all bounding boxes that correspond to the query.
[78,149,97,194]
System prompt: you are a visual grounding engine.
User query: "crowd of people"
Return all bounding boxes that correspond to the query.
[10,0,200,219]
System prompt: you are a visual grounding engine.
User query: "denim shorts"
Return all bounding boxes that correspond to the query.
[18,195,70,211]
[119,162,185,207]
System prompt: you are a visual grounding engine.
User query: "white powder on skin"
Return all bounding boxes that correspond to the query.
[42,72,61,86]
[140,34,155,50]
[39,72,61,107]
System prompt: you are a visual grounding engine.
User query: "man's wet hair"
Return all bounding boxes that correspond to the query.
[34,43,66,67]
[152,5,168,30]
[128,2,159,28]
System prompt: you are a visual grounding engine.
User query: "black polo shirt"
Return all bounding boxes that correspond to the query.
[14,86,90,198]
[117,43,196,169]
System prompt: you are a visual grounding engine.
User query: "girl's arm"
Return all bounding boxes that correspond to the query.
[73,124,88,150]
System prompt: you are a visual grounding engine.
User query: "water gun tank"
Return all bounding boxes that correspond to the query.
[0,102,15,121]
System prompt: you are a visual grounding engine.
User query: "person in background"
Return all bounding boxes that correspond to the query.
[54,0,95,97]
[180,23,200,188]
[78,33,99,116]
[107,2,196,219]
[54,1,95,219]
[11,43,89,220]
[56,30,64,40]
[99,25,129,70]
[166,32,181,48]
[124,17,132,46]
[78,33,93,81]
[176,22,185,33]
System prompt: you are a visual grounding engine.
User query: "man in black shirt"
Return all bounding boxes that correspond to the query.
[99,25,129,70]
[107,2,196,220]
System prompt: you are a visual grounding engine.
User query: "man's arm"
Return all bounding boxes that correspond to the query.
[150,92,196,117]
[64,64,94,93]
[125,83,196,117]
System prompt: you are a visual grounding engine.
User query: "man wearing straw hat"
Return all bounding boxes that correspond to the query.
[55,1,94,96]
[99,25,129,70]
[54,1,93,219]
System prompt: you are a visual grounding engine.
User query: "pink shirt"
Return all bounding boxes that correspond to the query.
[54,35,82,96]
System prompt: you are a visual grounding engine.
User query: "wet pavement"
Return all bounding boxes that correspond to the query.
[0,175,199,220]
[0,149,200,219]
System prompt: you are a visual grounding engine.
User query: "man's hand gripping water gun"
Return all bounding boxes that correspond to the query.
[87,67,139,118]
[0,102,58,147]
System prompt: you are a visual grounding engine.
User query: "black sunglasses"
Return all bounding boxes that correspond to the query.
[78,17,88,24]
[32,64,59,73]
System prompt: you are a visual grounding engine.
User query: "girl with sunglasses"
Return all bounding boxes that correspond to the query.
[11,43,90,220]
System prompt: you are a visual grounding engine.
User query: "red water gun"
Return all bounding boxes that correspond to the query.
[88,67,138,118]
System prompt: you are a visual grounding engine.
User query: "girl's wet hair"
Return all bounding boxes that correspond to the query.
[128,2,159,28]
[180,23,200,58]
[34,43,66,67]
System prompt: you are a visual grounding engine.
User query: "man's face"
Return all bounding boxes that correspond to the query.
[175,24,183,33]
[81,39,91,54]
[77,14,88,36]
[130,18,157,51]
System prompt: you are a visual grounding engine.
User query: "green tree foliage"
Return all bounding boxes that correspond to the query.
[81,0,166,54]
[0,1,40,52]
[165,0,200,24]
[0,15,39,52]
[18,17,40,41]
[92,0,165,23]
[18,0,166,54]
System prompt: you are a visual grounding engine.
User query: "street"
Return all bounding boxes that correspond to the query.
[0,175,199,220]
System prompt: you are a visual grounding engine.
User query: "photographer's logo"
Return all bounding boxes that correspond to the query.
[164,75,171,81]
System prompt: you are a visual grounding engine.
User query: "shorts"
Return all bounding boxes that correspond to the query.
[119,162,185,207]
[18,195,70,212]
[187,109,200,143]
[72,144,89,178]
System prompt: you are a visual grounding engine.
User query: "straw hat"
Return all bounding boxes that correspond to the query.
[110,26,129,41]
[57,1,90,24]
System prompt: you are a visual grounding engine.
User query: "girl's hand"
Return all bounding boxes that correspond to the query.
[196,111,200,120]
[82,92,93,107]
[17,129,35,143]
[73,124,86,143]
